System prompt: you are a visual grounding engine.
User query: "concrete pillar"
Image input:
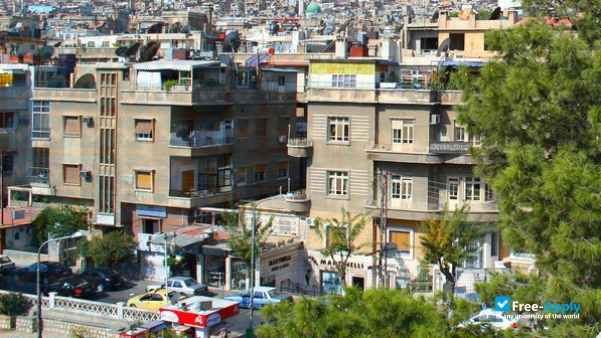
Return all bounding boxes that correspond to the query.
[48,292,56,308]
[116,302,124,319]
[196,254,205,284]
[224,255,232,291]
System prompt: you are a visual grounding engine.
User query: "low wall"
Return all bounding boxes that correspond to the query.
[43,318,121,338]
[3,249,51,266]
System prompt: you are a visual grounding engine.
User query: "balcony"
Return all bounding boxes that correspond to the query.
[120,86,232,106]
[0,86,30,110]
[429,142,471,154]
[283,190,311,213]
[32,88,97,103]
[366,144,442,164]
[29,167,49,185]
[376,88,438,105]
[168,131,234,157]
[287,137,312,158]
[168,187,233,209]
[306,81,438,105]
[440,90,463,106]
[0,129,16,150]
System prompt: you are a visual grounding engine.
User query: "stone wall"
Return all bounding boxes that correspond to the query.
[15,316,36,333]
[42,318,121,338]
[0,315,14,329]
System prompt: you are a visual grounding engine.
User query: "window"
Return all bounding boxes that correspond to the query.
[276,161,288,179]
[464,240,482,269]
[449,33,465,51]
[255,118,267,137]
[448,177,459,200]
[331,74,356,88]
[63,116,81,137]
[236,167,248,186]
[238,119,249,137]
[32,101,50,139]
[135,170,153,191]
[328,117,350,142]
[278,76,286,86]
[278,117,289,135]
[391,176,412,200]
[135,119,154,141]
[389,230,411,255]
[490,232,498,257]
[63,164,81,186]
[454,123,466,142]
[327,171,349,196]
[465,177,481,201]
[0,112,14,129]
[392,119,415,144]
[2,154,13,176]
[254,164,266,182]
[485,183,495,201]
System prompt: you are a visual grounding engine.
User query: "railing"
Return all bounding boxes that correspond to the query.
[0,289,159,322]
[29,167,49,184]
[169,185,233,198]
[32,129,50,139]
[429,142,471,154]
[169,131,233,148]
[285,190,308,201]
[287,137,312,147]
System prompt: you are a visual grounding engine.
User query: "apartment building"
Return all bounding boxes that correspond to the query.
[0,64,33,251]
[8,57,301,280]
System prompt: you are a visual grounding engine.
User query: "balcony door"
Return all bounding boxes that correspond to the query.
[391,119,414,152]
[181,170,195,193]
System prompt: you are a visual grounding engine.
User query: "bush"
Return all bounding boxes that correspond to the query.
[0,293,32,316]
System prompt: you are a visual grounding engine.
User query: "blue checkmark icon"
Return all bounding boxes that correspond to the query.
[495,295,512,312]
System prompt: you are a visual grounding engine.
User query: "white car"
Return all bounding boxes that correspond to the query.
[166,277,208,296]
[458,309,520,331]
[0,256,15,272]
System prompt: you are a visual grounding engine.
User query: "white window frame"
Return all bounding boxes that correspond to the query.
[448,177,459,201]
[464,177,481,201]
[387,227,415,258]
[331,74,356,88]
[454,121,466,142]
[392,119,415,145]
[327,171,349,197]
[327,117,350,143]
[32,100,50,139]
[391,176,413,201]
[485,183,495,202]
[463,239,483,269]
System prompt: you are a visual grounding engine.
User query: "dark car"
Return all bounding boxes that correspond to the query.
[46,275,97,298]
[17,262,72,283]
[80,268,124,292]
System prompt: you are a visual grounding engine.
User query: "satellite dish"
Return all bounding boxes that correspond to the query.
[147,22,164,34]
[73,74,96,89]
[115,46,129,57]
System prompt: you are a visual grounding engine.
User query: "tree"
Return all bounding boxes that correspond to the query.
[313,209,367,289]
[32,206,88,246]
[222,211,273,277]
[257,288,451,338]
[420,206,481,311]
[79,231,136,268]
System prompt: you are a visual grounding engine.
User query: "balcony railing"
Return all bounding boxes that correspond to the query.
[169,131,233,148]
[29,167,49,184]
[287,137,312,147]
[285,190,308,201]
[429,142,471,154]
[32,129,50,139]
[169,186,233,198]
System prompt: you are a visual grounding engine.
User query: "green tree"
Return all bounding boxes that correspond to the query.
[420,206,481,311]
[32,206,88,246]
[257,288,450,338]
[313,209,367,289]
[222,211,273,272]
[79,231,136,268]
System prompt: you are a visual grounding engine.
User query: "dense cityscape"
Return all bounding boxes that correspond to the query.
[0,0,597,337]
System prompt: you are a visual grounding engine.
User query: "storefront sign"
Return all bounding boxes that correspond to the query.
[137,205,167,218]
[159,303,239,328]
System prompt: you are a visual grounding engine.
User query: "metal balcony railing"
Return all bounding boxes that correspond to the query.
[169,131,233,148]
[29,167,49,184]
[287,137,312,147]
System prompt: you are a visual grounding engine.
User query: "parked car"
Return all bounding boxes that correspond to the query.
[46,275,97,298]
[80,268,124,292]
[458,309,522,331]
[166,276,207,296]
[127,289,177,312]
[17,262,72,282]
[223,286,292,309]
[0,256,15,272]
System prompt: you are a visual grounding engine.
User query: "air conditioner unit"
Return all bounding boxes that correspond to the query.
[430,114,440,125]
[82,117,94,128]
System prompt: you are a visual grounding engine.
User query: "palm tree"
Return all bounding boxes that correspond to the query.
[314,208,368,289]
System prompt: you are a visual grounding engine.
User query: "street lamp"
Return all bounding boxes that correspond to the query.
[36,230,86,338]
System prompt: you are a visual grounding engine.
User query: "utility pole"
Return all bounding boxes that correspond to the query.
[247,202,257,337]
[377,169,388,288]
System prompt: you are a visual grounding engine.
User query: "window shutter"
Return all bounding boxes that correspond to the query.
[136,171,152,190]
[135,120,153,134]
[64,116,80,135]
[390,231,410,252]
[63,164,80,185]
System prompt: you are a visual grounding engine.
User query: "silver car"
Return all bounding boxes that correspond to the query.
[166,276,208,296]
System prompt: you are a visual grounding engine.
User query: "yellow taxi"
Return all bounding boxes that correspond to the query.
[126,288,176,311]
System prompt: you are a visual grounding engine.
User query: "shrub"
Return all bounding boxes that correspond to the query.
[0,293,32,316]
